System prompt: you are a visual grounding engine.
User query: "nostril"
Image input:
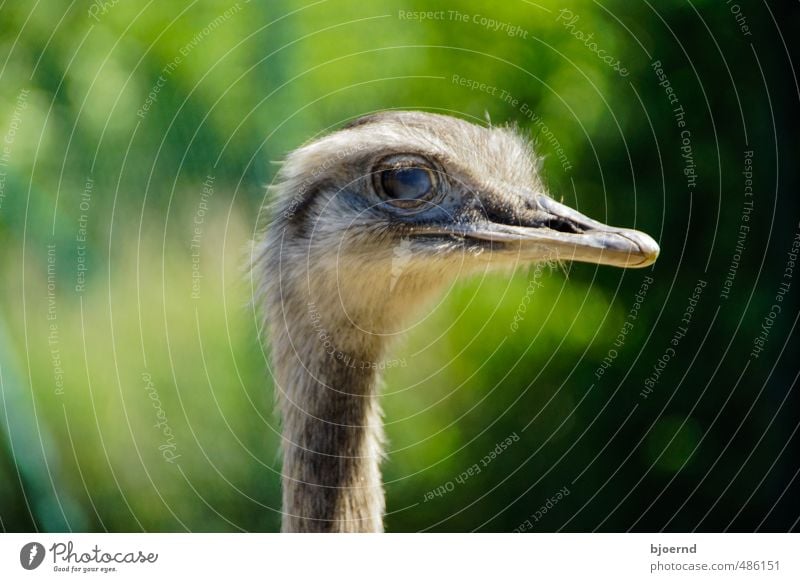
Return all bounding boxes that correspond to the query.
[524,196,541,211]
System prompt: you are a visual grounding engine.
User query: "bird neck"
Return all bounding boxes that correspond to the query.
[270,295,387,532]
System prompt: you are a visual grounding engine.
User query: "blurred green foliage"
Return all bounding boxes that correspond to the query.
[0,0,798,532]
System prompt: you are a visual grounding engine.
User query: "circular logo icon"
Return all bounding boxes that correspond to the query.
[20,542,45,570]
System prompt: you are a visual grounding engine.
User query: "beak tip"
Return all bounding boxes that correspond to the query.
[630,233,660,268]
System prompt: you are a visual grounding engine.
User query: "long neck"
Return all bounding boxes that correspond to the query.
[270,294,387,532]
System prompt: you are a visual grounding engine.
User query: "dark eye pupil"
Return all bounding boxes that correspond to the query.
[381,167,432,200]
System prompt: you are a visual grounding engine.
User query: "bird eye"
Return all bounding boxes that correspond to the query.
[380,167,432,200]
[373,154,440,209]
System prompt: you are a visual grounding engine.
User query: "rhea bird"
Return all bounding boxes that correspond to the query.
[255,111,659,532]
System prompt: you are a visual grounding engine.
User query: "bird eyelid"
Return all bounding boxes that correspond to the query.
[372,152,439,174]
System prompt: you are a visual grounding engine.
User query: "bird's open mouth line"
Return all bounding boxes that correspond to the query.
[406,219,659,268]
[399,193,659,269]
[541,216,585,234]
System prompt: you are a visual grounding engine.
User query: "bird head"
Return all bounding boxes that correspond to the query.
[262,111,659,334]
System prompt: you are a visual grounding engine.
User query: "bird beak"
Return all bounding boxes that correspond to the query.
[429,195,660,268]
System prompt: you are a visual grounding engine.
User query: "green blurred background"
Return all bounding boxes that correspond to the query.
[1,0,798,532]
